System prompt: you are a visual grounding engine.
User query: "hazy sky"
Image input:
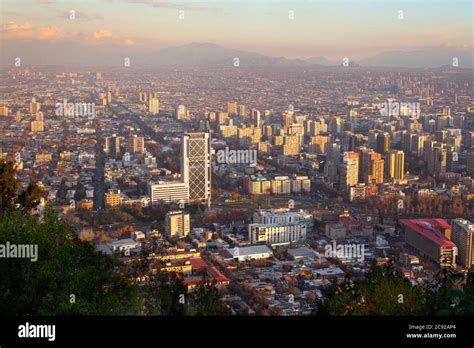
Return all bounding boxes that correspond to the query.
[1,0,472,60]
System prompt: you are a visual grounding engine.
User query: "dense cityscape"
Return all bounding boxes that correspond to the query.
[0,2,473,346]
[1,63,473,316]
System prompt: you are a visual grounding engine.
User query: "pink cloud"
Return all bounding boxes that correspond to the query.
[1,21,64,40]
[91,29,113,40]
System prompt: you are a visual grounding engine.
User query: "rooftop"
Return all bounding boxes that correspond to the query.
[400,219,456,248]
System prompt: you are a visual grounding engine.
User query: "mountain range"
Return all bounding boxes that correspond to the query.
[0,41,472,68]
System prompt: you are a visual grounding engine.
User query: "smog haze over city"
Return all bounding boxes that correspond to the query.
[0,0,473,346]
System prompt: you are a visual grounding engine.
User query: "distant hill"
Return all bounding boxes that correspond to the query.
[358,46,473,68]
[304,56,336,66]
[0,41,471,68]
[134,42,313,67]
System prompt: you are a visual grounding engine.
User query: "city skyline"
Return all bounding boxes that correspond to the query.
[1,0,472,67]
[0,0,473,343]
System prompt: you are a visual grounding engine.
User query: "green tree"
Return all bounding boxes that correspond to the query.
[0,160,20,212]
[17,182,45,211]
[143,272,189,315]
[190,283,231,315]
[0,209,141,315]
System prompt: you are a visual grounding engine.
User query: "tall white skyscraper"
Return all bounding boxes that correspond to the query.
[181,132,211,207]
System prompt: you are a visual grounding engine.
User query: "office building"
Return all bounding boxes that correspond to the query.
[400,219,457,268]
[253,209,313,231]
[360,148,384,184]
[149,181,189,204]
[181,132,211,206]
[249,222,307,245]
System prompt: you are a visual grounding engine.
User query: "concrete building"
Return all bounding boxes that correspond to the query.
[451,219,474,269]
[248,221,307,245]
[340,151,359,193]
[105,189,121,207]
[182,132,211,207]
[148,97,159,114]
[400,219,457,268]
[165,211,190,238]
[149,181,189,204]
[128,135,145,154]
[225,245,273,262]
[388,150,405,181]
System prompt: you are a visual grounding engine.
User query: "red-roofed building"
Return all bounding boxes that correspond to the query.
[400,219,457,268]
[183,257,229,290]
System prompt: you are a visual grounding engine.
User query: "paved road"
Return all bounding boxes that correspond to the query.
[93,119,105,210]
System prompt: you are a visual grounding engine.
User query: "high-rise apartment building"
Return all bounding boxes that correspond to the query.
[376,133,391,154]
[427,142,447,177]
[105,134,121,156]
[29,97,41,114]
[165,211,190,239]
[325,142,341,183]
[148,97,159,114]
[282,135,300,156]
[227,102,238,114]
[340,151,359,192]
[128,135,145,154]
[388,150,405,180]
[238,104,246,118]
[451,219,474,269]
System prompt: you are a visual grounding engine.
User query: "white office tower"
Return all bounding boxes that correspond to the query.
[181,132,212,207]
[148,181,189,204]
[249,222,307,245]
